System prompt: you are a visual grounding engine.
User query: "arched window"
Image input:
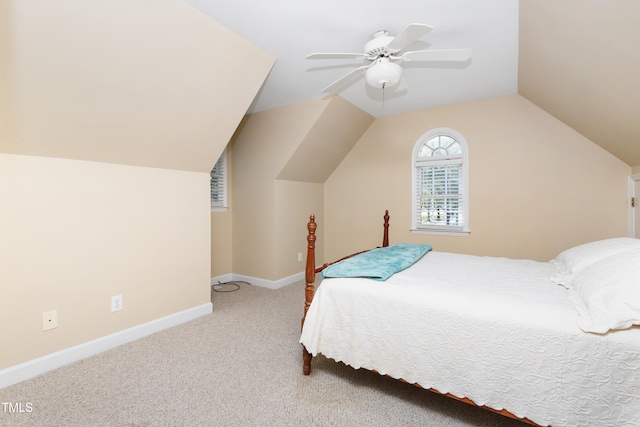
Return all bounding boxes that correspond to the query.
[411,128,469,235]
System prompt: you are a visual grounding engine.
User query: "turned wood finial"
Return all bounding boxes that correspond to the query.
[307,215,317,245]
[383,210,390,247]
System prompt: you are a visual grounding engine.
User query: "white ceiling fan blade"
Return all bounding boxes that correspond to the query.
[307,52,366,60]
[401,48,472,62]
[386,23,434,52]
[321,65,370,93]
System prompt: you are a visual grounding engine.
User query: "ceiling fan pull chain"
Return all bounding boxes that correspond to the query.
[382,82,386,108]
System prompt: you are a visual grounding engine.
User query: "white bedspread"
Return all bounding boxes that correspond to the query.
[300,251,640,427]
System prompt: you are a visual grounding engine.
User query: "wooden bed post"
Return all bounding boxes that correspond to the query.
[302,210,389,376]
[301,214,316,375]
[382,210,390,247]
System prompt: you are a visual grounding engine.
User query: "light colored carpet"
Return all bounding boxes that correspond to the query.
[0,281,528,426]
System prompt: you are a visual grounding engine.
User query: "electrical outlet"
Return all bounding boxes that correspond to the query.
[111,295,123,312]
[298,252,303,262]
[42,310,58,331]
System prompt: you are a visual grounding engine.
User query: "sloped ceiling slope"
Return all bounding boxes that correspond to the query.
[519,0,640,167]
[1,0,275,172]
[277,96,375,183]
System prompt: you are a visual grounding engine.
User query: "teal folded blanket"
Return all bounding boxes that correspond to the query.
[322,243,432,281]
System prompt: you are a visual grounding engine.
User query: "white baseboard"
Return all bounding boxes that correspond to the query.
[211,271,304,290]
[0,302,212,390]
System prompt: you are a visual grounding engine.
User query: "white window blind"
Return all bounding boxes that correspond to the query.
[210,151,227,209]
[416,162,463,228]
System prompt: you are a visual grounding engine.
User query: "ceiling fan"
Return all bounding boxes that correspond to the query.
[307,23,472,93]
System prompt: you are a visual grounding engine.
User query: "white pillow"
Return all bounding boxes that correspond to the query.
[551,238,640,285]
[565,247,640,334]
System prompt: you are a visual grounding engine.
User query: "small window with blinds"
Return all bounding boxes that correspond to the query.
[210,150,228,211]
[411,129,469,235]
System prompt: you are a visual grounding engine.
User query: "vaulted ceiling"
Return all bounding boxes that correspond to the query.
[186,0,639,167]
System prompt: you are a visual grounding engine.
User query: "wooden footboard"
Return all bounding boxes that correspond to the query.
[300,210,543,426]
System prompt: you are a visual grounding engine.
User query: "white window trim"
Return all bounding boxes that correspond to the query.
[211,149,228,212]
[411,127,470,236]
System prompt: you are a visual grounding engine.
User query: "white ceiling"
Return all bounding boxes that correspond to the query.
[185,0,519,118]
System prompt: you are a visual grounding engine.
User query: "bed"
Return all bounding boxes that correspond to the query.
[300,211,640,427]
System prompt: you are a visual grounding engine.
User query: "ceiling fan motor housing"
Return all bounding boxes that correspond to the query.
[364,30,399,58]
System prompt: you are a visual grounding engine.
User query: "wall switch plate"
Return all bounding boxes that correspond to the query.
[111,295,123,312]
[298,252,303,262]
[42,310,58,331]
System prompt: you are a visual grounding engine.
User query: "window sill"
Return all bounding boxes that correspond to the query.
[410,228,470,237]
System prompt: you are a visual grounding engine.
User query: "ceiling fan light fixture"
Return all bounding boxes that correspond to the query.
[365,58,402,88]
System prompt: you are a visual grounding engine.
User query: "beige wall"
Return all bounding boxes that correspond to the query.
[230,100,328,280]
[0,0,273,373]
[324,94,631,262]
[275,180,325,278]
[229,97,373,281]
[0,154,211,369]
[0,1,10,145]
